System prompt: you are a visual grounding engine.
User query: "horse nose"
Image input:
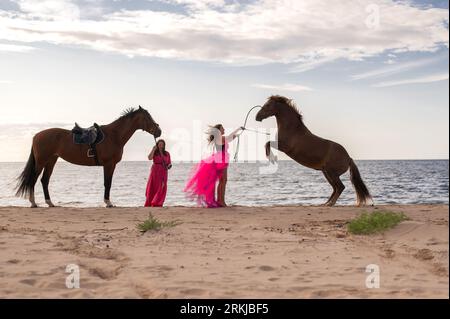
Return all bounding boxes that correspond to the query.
[155,127,162,138]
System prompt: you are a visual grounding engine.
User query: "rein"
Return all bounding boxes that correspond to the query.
[234,105,269,162]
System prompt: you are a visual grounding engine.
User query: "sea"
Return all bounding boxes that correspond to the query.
[0,160,448,207]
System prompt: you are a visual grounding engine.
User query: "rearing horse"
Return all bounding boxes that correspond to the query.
[15,106,161,208]
[256,95,372,206]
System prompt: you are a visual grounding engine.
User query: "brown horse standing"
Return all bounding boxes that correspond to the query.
[256,95,372,206]
[15,106,161,208]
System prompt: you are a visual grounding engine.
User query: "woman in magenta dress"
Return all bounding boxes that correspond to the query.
[184,124,244,208]
[145,139,172,207]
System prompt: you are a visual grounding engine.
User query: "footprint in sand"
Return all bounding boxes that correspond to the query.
[414,249,434,261]
[88,266,121,280]
[432,264,448,277]
[20,279,37,286]
[288,286,309,293]
[426,237,443,246]
[156,265,174,272]
[383,249,396,258]
[180,288,207,296]
[259,265,275,271]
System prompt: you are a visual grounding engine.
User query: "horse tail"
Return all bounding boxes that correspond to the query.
[349,158,372,206]
[15,147,37,198]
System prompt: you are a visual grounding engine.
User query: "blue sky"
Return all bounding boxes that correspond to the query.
[0,0,448,161]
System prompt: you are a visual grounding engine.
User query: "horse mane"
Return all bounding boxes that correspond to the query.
[268,95,303,122]
[116,106,150,122]
[118,107,139,120]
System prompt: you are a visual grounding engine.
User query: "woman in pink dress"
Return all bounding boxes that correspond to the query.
[145,139,172,207]
[184,124,244,208]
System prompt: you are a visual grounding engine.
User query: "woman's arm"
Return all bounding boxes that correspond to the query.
[148,146,157,160]
[225,127,245,143]
[167,153,172,170]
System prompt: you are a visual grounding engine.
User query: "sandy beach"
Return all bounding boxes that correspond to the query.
[0,204,448,299]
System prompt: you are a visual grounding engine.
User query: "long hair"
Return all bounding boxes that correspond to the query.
[155,139,168,156]
[207,124,223,145]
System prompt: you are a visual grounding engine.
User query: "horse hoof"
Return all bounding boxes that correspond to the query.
[46,200,56,208]
[30,204,38,208]
[104,200,115,208]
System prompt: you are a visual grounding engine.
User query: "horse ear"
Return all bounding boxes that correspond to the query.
[139,105,142,110]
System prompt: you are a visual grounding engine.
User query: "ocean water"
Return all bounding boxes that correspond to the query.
[0,160,448,207]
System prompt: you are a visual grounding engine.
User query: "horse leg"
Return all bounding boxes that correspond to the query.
[326,173,345,207]
[30,164,44,208]
[103,163,116,208]
[265,141,279,164]
[41,156,58,207]
[322,170,337,206]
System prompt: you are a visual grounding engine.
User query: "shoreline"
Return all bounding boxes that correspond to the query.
[0,204,448,298]
[1,203,448,208]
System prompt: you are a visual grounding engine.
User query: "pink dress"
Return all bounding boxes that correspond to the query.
[184,140,229,208]
[145,152,171,207]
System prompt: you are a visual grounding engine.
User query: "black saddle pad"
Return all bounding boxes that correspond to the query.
[72,123,104,145]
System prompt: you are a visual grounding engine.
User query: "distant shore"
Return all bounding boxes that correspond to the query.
[0,204,448,298]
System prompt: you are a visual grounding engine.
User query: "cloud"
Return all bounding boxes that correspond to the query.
[289,54,343,73]
[252,83,313,92]
[351,56,443,80]
[0,122,72,139]
[0,43,35,52]
[165,0,226,10]
[373,73,449,87]
[0,0,448,69]
[15,0,80,20]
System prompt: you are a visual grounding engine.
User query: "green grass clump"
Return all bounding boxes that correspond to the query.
[348,211,408,235]
[137,213,179,233]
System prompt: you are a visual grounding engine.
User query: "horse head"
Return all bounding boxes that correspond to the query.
[256,95,300,122]
[137,106,162,137]
[256,95,283,121]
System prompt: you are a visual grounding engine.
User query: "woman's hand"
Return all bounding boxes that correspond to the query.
[226,127,246,142]
[148,145,157,160]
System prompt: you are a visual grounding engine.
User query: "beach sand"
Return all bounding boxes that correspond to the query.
[0,204,448,299]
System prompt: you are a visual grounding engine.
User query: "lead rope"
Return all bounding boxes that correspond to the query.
[234,105,269,162]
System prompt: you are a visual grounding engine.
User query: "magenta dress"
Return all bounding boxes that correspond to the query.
[145,152,171,207]
[184,140,229,208]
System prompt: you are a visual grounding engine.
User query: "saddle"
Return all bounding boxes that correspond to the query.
[72,123,105,165]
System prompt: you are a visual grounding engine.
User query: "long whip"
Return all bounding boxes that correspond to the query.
[234,105,267,162]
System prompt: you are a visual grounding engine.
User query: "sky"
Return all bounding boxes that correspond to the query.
[0,0,448,162]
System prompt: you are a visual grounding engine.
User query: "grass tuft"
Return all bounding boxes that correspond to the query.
[348,211,408,235]
[137,213,180,233]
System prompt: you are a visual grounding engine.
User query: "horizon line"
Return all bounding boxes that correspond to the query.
[0,158,449,164]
